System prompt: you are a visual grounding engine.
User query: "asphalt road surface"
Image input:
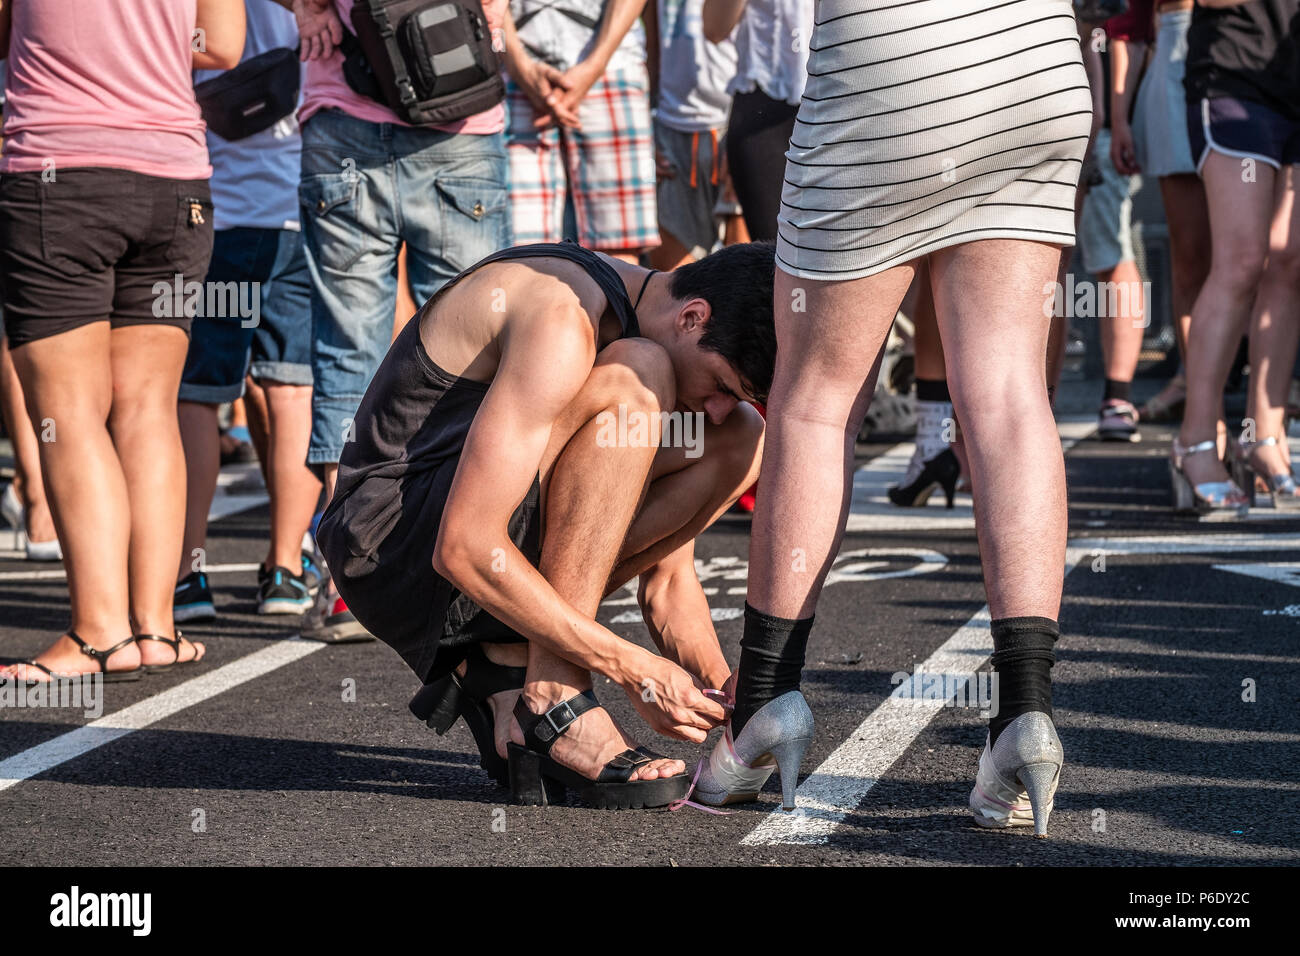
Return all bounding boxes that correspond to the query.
[2,414,1298,867]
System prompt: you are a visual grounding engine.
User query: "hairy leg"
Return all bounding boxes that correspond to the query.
[930,239,1066,618]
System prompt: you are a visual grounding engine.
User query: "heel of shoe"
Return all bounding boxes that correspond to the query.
[1017,762,1058,838]
[1169,458,1194,511]
[767,736,811,810]
[940,473,957,509]
[507,744,565,806]
[408,673,463,735]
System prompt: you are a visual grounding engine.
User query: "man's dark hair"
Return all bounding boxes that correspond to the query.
[668,241,777,404]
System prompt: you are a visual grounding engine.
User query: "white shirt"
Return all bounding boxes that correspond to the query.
[194,0,303,231]
[656,0,737,131]
[729,0,813,105]
[510,0,646,73]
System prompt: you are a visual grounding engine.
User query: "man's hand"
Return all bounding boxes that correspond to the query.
[552,57,604,124]
[1110,120,1141,176]
[294,0,343,61]
[626,650,728,742]
[516,57,580,129]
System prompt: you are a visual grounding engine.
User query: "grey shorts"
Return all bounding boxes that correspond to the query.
[654,122,725,258]
[1079,129,1140,275]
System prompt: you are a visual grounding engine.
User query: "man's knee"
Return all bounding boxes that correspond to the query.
[591,337,676,415]
[707,402,765,489]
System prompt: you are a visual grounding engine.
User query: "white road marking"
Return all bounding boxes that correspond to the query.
[742,530,1300,846]
[845,418,1096,532]
[1212,562,1300,589]
[0,562,260,584]
[0,639,322,793]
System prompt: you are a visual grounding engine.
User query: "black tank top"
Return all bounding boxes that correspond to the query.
[324,242,641,561]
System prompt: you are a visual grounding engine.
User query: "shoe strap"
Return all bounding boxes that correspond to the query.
[135,631,185,665]
[1175,438,1219,460]
[513,689,601,755]
[68,630,137,671]
[460,644,526,699]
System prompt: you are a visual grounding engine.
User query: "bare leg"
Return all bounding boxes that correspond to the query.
[2,325,142,678]
[1245,165,1300,480]
[1161,173,1211,371]
[1098,258,1146,384]
[0,334,56,544]
[262,382,322,570]
[747,265,915,619]
[243,375,270,485]
[930,240,1066,618]
[1178,152,1277,486]
[649,228,696,271]
[510,339,685,780]
[109,325,202,662]
[178,401,221,580]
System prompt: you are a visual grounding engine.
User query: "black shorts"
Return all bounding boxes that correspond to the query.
[0,168,214,346]
[317,461,542,684]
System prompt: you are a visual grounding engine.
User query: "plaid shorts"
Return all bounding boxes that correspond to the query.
[506,64,658,252]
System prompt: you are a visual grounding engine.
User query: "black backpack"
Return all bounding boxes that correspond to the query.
[341,0,505,126]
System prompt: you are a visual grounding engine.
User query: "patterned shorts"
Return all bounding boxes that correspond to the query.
[506,64,658,252]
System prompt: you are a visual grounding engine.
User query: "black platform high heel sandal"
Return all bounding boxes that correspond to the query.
[888,447,960,508]
[507,690,690,809]
[408,644,525,787]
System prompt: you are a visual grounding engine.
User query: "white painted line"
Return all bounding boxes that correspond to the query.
[743,528,1300,846]
[742,605,1000,846]
[845,418,1096,532]
[0,639,322,793]
[0,562,260,584]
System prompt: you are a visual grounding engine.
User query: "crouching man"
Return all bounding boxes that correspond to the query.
[316,240,776,808]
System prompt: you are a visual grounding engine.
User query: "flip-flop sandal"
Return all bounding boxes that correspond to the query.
[3,631,145,684]
[507,689,690,809]
[135,631,205,673]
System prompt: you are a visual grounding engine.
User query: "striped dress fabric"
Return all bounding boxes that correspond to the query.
[777,0,1093,280]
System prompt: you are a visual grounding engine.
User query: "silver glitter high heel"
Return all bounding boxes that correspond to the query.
[1237,437,1300,510]
[969,711,1063,838]
[690,690,813,810]
[1169,438,1249,518]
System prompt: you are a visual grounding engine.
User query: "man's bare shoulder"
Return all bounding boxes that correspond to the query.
[442,254,610,329]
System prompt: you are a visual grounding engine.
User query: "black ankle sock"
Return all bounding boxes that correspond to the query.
[916,377,951,403]
[1103,378,1132,403]
[732,603,813,736]
[989,616,1058,746]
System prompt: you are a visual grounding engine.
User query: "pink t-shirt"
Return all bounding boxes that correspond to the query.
[1,0,210,180]
[299,0,505,134]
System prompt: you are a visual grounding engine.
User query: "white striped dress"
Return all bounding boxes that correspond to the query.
[777,0,1093,280]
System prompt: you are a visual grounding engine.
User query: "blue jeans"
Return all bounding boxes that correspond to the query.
[179,227,313,404]
[299,108,511,464]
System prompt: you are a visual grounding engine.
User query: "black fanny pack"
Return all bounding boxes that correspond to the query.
[341,0,505,126]
[194,46,301,142]
[1072,0,1129,23]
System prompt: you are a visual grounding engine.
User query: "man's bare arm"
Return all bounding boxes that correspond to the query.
[432,290,725,741]
[702,0,747,43]
[194,0,247,70]
[637,541,732,692]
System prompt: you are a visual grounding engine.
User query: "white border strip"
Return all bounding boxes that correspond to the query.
[0,639,322,793]
[742,530,1300,846]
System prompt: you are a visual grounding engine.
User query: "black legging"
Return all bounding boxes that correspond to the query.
[726,89,801,242]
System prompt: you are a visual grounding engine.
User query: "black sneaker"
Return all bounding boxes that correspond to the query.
[174,571,216,623]
[257,564,313,615]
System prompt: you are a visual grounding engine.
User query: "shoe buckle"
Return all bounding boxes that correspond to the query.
[544,699,578,737]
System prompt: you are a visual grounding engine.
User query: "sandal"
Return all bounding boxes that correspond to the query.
[135,631,205,673]
[409,644,524,788]
[4,631,144,684]
[507,690,690,809]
